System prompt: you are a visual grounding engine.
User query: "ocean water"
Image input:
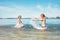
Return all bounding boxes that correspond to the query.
[0,19,60,40]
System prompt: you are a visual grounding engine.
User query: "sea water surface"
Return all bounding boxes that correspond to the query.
[0,18,60,40]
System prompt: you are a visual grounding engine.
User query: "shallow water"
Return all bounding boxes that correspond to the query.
[0,19,60,40]
[0,25,60,40]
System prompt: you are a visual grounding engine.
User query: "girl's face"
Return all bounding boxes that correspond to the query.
[18,15,21,19]
[41,14,43,18]
[40,14,45,18]
[40,14,44,18]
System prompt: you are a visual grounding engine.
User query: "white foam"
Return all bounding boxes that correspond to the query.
[30,18,47,30]
[15,23,24,28]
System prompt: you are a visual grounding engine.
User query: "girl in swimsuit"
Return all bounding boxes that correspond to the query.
[40,13,46,31]
[31,13,47,30]
[15,15,23,28]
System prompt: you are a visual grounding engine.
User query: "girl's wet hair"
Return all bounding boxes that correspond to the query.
[41,14,45,17]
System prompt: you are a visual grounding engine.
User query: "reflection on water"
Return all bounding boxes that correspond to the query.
[0,26,60,40]
[40,31,46,40]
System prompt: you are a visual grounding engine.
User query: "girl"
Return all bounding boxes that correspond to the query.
[40,14,47,31]
[15,15,23,28]
[31,13,47,31]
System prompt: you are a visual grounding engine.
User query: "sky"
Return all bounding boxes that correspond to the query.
[0,0,60,18]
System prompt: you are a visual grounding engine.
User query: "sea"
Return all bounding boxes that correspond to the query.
[0,18,60,40]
